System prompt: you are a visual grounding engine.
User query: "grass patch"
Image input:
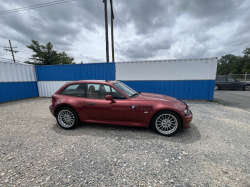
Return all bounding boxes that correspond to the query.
[213,100,226,106]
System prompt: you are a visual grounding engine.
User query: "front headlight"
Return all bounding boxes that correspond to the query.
[184,107,190,115]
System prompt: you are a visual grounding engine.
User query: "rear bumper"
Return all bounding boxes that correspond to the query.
[182,112,193,129]
[49,105,55,117]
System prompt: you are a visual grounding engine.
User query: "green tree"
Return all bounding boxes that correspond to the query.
[243,47,250,58]
[242,48,250,73]
[217,48,250,75]
[217,54,239,75]
[24,40,75,65]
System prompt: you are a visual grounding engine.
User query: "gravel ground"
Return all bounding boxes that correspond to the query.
[0,98,250,187]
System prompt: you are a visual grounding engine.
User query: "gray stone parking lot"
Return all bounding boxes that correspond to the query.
[0,98,250,186]
[214,90,250,112]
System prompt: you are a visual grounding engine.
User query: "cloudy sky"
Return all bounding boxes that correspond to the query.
[0,0,250,63]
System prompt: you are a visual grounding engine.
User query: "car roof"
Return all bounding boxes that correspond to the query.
[55,80,120,94]
[66,80,119,85]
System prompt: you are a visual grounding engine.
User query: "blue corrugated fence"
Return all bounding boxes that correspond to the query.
[122,80,215,100]
[35,63,115,81]
[0,82,38,103]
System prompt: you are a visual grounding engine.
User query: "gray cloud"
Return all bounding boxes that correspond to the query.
[117,38,171,60]
[0,0,249,63]
[79,53,104,63]
[114,0,176,34]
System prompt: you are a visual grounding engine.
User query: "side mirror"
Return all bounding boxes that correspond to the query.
[105,95,116,103]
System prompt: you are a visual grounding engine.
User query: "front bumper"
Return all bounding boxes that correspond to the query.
[182,111,193,129]
[49,105,55,117]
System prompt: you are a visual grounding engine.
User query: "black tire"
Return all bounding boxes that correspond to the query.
[56,107,79,129]
[214,84,219,91]
[151,111,181,136]
[243,85,250,91]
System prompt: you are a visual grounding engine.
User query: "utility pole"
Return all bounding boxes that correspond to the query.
[110,0,115,62]
[103,0,109,63]
[4,40,18,63]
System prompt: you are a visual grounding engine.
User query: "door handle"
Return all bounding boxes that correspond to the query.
[87,103,95,106]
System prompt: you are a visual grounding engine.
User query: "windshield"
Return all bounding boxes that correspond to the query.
[113,82,137,97]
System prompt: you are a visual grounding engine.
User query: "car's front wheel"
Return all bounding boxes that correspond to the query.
[244,85,250,91]
[56,107,79,129]
[214,84,219,91]
[151,111,181,136]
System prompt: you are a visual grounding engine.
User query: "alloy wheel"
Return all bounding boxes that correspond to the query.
[58,110,75,128]
[155,114,178,135]
[245,85,250,91]
[214,85,218,90]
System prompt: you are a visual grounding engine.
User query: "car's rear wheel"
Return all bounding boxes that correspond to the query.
[214,84,219,91]
[151,111,181,136]
[56,107,79,129]
[244,85,250,91]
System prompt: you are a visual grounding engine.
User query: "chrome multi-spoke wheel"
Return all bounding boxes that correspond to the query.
[244,85,250,91]
[214,84,219,91]
[155,114,178,135]
[56,107,79,129]
[58,110,75,127]
[152,111,181,136]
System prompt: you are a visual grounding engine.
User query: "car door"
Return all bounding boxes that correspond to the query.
[59,83,88,121]
[84,83,131,122]
[226,77,242,89]
[216,77,228,89]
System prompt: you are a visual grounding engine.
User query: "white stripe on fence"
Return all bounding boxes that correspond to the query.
[0,62,36,82]
[37,81,70,97]
[116,58,217,81]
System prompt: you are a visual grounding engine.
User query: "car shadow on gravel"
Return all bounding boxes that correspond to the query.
[52,122,201,144]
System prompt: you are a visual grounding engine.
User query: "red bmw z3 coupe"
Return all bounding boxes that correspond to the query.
[49,80,192,136]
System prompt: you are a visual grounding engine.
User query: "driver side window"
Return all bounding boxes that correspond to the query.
[111,87,126,100]
[87,84,111,99]
[227,77,235,82]
[217,77,226,82]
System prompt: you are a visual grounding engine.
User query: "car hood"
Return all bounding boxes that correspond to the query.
[134,92,186,104]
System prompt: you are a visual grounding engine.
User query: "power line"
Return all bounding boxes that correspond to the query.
[0,60,22,63]
[18,50,33,55]
[18,48,33,52]
[1,42,33,54]
[0,58,24,64]
[0,0,69,13]
[0,57,23,61]
[0,57,14,60]
[0,0,75,14]
[14,56,29,60]
[0,0,76,15]
[0,60,14,63]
